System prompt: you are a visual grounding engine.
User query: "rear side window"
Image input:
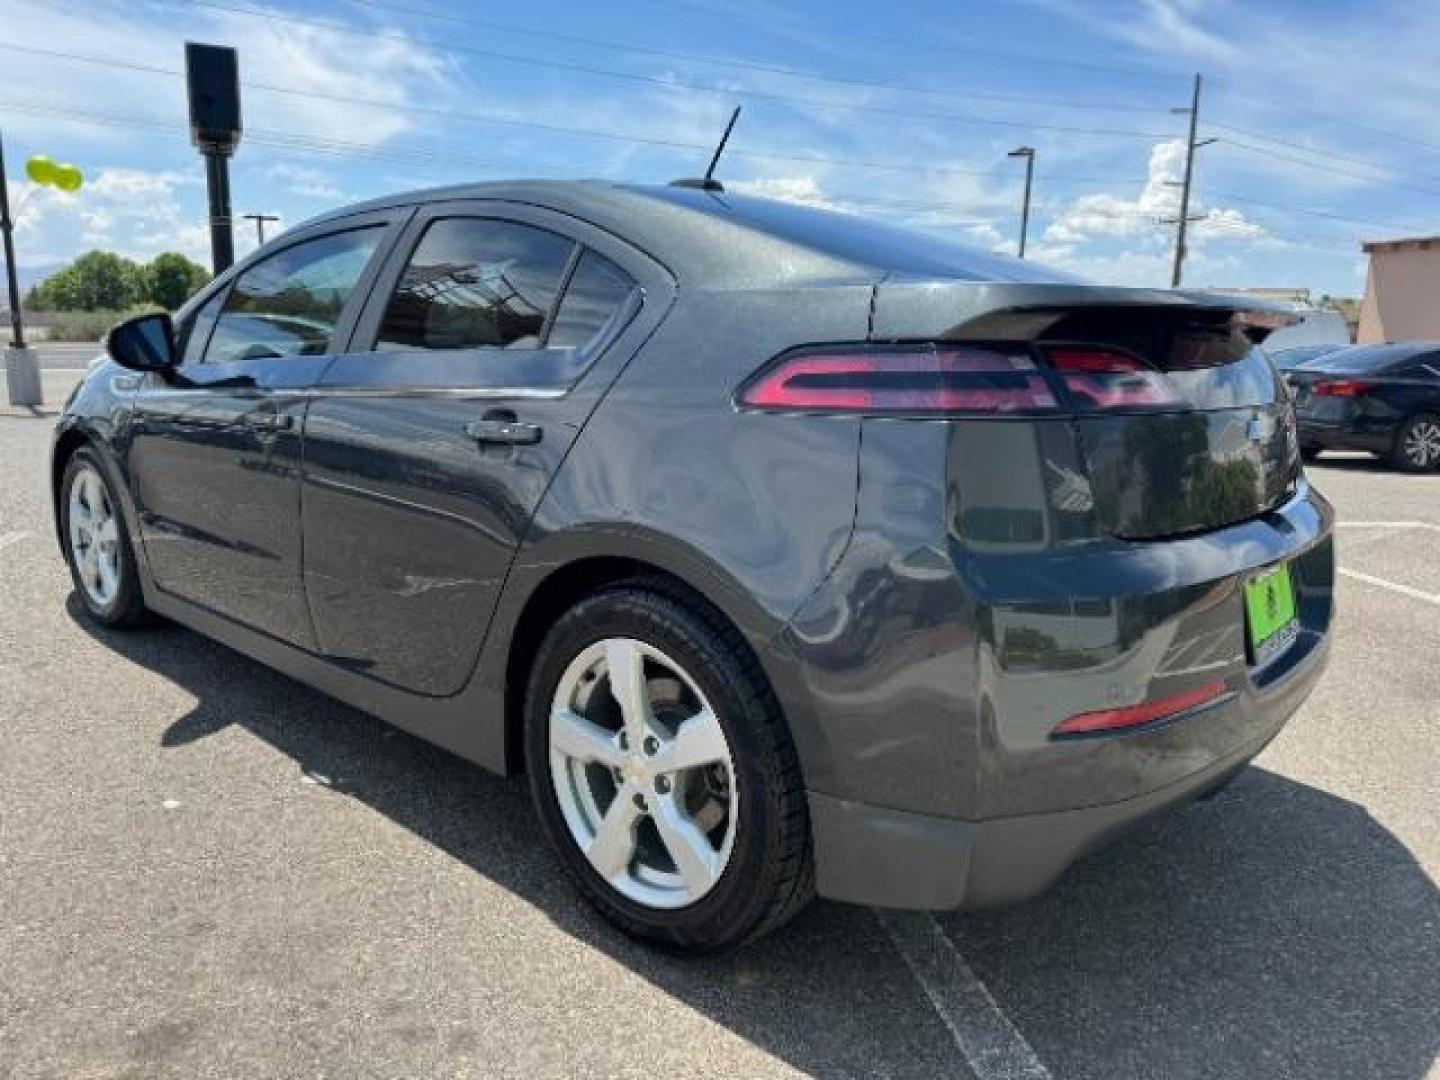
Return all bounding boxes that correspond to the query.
[205,228,382,363]
[548,250,637,350]
[376,219,575,351]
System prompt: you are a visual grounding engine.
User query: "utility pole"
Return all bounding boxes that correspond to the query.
[243,213,279,246]
[1168,73,1215,288]
[1008,146,1035,258]
[0,129,43,407]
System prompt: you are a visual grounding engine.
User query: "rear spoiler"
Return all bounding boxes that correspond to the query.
[869,282,1303,345]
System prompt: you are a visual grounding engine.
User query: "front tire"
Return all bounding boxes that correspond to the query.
[60,447,151,628]
[1391,414,1440,472]
[524,578,812,952]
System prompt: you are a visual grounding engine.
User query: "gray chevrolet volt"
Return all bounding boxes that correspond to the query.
[53,181,1334,951]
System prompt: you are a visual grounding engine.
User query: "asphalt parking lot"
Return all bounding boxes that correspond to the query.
[2,361,1437,1079]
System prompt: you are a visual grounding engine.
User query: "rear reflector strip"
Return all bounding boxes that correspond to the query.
[1051,680,1230,738]
[1311,379,1373,397]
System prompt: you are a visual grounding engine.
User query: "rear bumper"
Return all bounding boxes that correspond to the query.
[810,622,1328,910]
[1297,418,1393,454]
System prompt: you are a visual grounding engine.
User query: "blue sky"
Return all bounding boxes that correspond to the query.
[3,0,1437,296]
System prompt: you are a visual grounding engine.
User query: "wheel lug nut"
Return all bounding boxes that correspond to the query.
[653,775,671,794]
[643,735,659,756]
[617,732,629,750]
[632,792,647,812]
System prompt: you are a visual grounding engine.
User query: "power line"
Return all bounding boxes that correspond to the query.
[1209,120,1440,188]
[1213,135,1440,199]
[176,0,1175,135]
[633,0,1187,85]
[0,41,1167,178]
[1210,82,1440,160]
[330,0,1185,103]
[2,95,1380,259]
[1197,188,1428,234]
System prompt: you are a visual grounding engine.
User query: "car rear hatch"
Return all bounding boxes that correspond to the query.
[869,283,1301,540]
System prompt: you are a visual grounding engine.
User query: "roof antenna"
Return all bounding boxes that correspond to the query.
[671,106,741,192]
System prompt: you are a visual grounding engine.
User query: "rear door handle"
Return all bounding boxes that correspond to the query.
[466,415,542,445]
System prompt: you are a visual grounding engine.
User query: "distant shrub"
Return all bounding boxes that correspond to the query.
[43,306,164,342]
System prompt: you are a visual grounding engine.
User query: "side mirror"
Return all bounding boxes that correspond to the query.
[106,312,177,373]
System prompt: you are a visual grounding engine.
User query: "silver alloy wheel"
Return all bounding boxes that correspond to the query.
[549,637,737,910]
[1404,419,1440,468]
[68,464,122,608]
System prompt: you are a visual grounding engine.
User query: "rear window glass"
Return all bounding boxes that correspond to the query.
[548,250,637,350]
[1308,345,1421,374]
[635,185,1076,283]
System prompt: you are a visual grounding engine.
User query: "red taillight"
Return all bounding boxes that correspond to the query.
[737,346,1059,415]
[1311,378,1373,397]
[1047,347,1180,409]
[1051,680,1229,738]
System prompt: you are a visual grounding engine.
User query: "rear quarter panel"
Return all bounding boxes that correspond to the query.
[477,284,873,728]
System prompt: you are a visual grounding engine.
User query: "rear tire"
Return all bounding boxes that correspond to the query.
[524,577,812,952]
[1390,414,1440,472]
[60,447,152,628]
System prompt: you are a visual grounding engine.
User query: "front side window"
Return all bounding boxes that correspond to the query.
[180,288,225,365]
[204,227,382,363]
[376,219,575,351]
[548,250,638,350]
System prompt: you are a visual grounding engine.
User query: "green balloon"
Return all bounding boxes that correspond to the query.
[53,164,83,193]
[25,155,57,185]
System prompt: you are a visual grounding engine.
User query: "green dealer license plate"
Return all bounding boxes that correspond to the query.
[1244,563,1299,666]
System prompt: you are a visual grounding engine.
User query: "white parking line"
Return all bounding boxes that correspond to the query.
[875,909,1051,1080]
[1337,520,1440,532]
[1338,567,1440,606]
[0,531,32,551]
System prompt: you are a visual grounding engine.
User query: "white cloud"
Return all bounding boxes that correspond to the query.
[730,175,843,209]
[263,163,347,202]
[12,167,211,265]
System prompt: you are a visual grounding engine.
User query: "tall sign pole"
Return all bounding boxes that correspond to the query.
[185,43,243,275]
[1,130,42,407]
[1168,73,1214,288]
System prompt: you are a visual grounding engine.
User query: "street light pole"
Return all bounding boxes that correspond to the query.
[0,129,42,407]
[1008,146,1035,259]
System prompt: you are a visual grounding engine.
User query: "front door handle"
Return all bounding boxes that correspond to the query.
[466,413,542,445]
[244,410,295,432]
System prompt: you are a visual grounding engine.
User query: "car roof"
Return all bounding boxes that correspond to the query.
[294,179,1074,289]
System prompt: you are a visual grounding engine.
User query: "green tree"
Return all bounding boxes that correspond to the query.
[36,251,145,311]
[144,252,210,310]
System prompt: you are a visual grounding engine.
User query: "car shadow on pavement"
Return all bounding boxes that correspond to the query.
[1311,453,1440,476]
[72,600,1440,1080]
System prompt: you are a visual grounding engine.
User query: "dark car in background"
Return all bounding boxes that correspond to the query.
[1268,341,1347,373]
[1288,341,1440,470]
[52,181,1334,951]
